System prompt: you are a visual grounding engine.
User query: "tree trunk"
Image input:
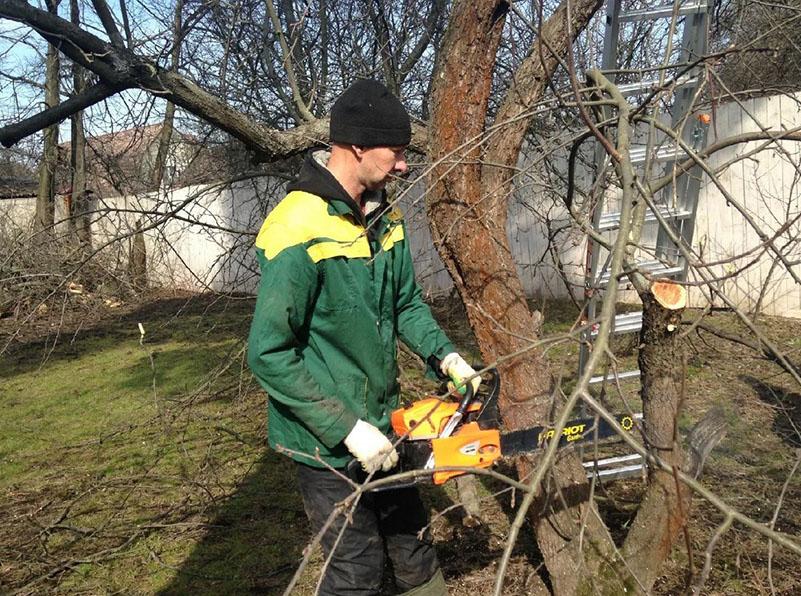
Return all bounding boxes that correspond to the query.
[69,122,90,247]
[427,1,629,593]
[130,219,147,289]
[427,0,546,428]
[621,288,690,591]
[69,0,91,252]
[151,0,183,189]
[34,0,61,235]
[454,475,482,526]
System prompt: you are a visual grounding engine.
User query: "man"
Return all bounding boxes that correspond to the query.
[248,79,478,595]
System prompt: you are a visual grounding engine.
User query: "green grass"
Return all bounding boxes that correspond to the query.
[0,295,311,594]
[1,340,232,486]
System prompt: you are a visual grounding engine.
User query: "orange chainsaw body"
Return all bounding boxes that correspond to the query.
[430,423,501,484]
[390,397,482,439]
[391,398,501,485]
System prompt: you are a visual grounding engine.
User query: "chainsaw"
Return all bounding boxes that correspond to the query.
[349,367,640,488]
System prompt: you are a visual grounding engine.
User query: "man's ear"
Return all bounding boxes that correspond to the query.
[352,145,366,158]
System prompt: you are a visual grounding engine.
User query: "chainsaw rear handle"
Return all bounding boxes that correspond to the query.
[425,356,500,419]
[426,355,498,399]
[452,383,475,419]
[426,355,450,381]
[425,354,476,421]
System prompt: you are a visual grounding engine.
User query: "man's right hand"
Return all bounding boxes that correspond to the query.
[344,420,399,473]
[440,352,481,396]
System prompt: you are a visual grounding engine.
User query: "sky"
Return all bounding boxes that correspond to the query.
[0,0,175,155]
[0,0,695,167]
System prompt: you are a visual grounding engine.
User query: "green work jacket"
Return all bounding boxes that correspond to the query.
[247,155,454,468]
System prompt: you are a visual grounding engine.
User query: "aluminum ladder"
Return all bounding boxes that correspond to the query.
[576,1,713,481]
[579,0,713,387]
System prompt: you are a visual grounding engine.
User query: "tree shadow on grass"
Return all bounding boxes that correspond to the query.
[157,449,309,595]
[112,342,243,399]
[157,456,509,595]
[0,294,254,380]
[740,376,801,448]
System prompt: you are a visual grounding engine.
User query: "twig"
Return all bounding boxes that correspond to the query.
[690,514,733,595]
[767,449,801,596]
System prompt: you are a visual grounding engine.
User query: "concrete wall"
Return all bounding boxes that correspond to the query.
[691,93,801,317]
[86,176,282,293]
[4,91,801,317]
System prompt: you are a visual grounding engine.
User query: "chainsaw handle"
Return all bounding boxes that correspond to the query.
[428,363,500,440]
[456,366,500,411]
[481,368,499,401]
[475,367,500,427]
[447,365,499,418]
[453,383,476,418]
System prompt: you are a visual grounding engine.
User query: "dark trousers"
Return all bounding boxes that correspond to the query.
[296,462,440,595]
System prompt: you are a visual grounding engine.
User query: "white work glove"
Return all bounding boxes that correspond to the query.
[344,419,399,473]
[440,352,481,396]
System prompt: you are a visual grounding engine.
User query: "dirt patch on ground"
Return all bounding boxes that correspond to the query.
[420,302,801,594]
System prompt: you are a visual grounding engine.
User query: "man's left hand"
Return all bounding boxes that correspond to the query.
[440,353,481,396]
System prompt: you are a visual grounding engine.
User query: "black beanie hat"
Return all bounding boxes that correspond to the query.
[329,79,411,147]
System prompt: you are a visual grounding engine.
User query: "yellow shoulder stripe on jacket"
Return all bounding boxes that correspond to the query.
[255,191,370,261]
[380,223,405,252]
[307,241,371,262]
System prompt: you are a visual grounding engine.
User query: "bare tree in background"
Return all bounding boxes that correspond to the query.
[714,0,801,95]
[150,0,183,191]
[68,0,89,251]
[33,0,59,234]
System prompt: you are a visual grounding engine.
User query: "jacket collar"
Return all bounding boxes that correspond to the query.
[287,150,388,227]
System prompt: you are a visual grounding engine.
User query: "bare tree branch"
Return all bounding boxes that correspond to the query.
[265,0,315,122]
[366,0,399,95]
[90,0,125,47]
[118,0,132,46]
[397,0,446,82]
[0,0,428,158]
[151,0,183,188]
[1,82,124,148]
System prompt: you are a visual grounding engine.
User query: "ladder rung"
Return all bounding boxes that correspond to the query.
[597,205,693,231]
[578,0,707,402]
[630,145,687,166]
[583,453,643,469]
[589,311,642,337]
[617,75,698,97]
[620,2,707,22]
[596,260,684,286]
[586,462,644,481]
[589,369,641,385]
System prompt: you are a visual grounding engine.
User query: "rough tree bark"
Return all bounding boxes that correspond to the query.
[69,108,90,248]
[620,284,692,591]
[34,0,61,235]
[426,1,633,593]
[130,219,147,289]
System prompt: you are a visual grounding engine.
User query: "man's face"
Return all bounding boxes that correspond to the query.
[357,145,408,191]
